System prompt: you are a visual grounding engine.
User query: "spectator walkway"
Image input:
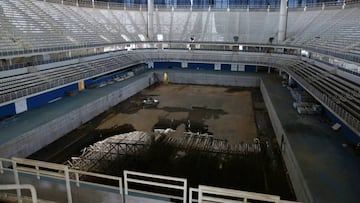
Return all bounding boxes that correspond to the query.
[262,75,360,203]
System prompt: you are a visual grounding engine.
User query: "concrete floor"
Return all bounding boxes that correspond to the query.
[262,75,360,203]
[97,84,257,144]
[25,79,294,200]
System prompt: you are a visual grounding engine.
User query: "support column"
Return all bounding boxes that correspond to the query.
[278,0,288,42]
[147,0,154,40]
[288,75,292,85]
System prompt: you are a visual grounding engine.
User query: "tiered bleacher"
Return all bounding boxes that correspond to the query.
[0,0,359,53]
[0,0,359,132]
[0,52,142,103]
[287,7,360,57]
[286,61,360,133]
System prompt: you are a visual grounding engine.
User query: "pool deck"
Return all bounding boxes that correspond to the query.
[0,72,153,147]
[262,75,360,203]
[0,71,359,203]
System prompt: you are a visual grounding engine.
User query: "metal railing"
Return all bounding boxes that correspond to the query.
[0,157,300,203]
[0,48,299,104]
[0,184,38,203]
[1,41,359,68]
[198,185,298,203]
[37,0,355,11]
[124,170,187,203]
[0,57,142,104]
[0,157,123,203]
[285,68,360,135]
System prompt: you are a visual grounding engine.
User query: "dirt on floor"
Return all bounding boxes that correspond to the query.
[28,83,295,201]
[97,84,257,144]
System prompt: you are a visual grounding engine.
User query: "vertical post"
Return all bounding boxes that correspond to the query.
[35,166,40,180]
[189,188,193,203]
[124,171,128,195]
[119,179,124,203]
[75,173,80,187]
[198,187,203,203]
[12,160,22,203]
[147,0,154,40]
[183,180,187,203]
[288,75,292,85]
[0,160,3,174]
[64,166,72,203]
[278,0,288,42]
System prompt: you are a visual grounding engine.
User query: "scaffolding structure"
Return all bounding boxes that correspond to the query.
[67,131,152,172]
[156,129,262,155]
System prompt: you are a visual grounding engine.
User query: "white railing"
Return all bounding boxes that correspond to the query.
[0,157,123,203]
[0,157,300,203]
[35,0,352,11]
[197,185,299,203]
[0,184,38,203]
[10,157,73,203]
[285,68,360,136]
[124,170,187,203]
[189,187,199,203]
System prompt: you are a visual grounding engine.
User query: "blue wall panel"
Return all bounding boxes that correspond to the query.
[27,84,78,110]
[0,103,16,119]
[323,108,360,145]
[188,63,214,70]
[154,62,181,69]
[245,65,257,72]
[84,79,93,86]
[221,64,232,72]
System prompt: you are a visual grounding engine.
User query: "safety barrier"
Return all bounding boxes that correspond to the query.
[0,157,123,203]
[0,184,38,203]
[0,157,301,203]
[285,68,360,136]
[124,170,187,203]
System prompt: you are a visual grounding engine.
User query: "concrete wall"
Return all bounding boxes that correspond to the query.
[155,71,260,87]
[260,80,313,203]
[0,72,155,159]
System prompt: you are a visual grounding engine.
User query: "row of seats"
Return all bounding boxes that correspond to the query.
[0,52,143,104]
[0,0,359,56]
[0,48,301,104]
[286,7,360,56]
[287,61,360,132]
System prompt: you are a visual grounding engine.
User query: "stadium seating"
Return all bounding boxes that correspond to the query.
[0,0,359,133]
[287,61,360,132]
[287,7,360,56]
[0,0,359,54]
[0,52,142,103]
